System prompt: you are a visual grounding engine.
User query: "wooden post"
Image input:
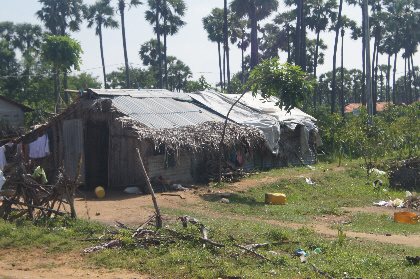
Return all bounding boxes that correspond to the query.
[136,148,162,228]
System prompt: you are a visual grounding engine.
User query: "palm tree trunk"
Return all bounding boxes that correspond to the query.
[300,1,307,71]
[386,54,391,102]
[250,4,258,69]
[411,55,418,101]
[223,0,230,88]
[392,52,397,104]
[54,65,61,113]
[331,0,343,114]
[379,70,384,101]
[340,29,345,116]
[163,0,168,90]
[218,42,223,88]
[120,6,130,88]
[314,30,320,78]
[295,0,302,66]
[313,30,320,109]
[99,24,107,88]
[407,54,413,103]
[363,0,373,118]
[371,37,377,114]
[404,57,407,103]
[223,47,226,90]
[361,4,366,106]
[287,25,291,63]
[241,37,245,84]
[156,0,163,88]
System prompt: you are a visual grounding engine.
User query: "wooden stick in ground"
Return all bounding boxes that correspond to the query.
[136,148,163,228]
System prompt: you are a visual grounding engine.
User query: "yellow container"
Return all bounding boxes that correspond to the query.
[394,212,418,224]
[95,186,106,199]
[265,193,287,205]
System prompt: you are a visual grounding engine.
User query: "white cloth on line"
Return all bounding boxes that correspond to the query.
[29,134,50,159]
[0,146,6,171]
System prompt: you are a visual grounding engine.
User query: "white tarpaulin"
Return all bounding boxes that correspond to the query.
[189,91,282,154]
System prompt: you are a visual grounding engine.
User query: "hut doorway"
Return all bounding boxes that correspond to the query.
[85,121,109,190]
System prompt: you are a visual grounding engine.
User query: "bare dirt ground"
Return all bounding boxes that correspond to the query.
[0,249,147,279]
[74,173,420,248]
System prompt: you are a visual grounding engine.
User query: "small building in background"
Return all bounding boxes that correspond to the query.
[345,102,392,115]
[0,95,32,128]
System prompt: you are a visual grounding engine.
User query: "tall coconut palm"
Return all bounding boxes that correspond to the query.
[203,8,224,88]
[145,0,164,88]
[160,0,186,89]
[230,15,249,84]
[118,0,141,88]
[230,0,279,69]
[86,0,119,88]
[330,0,343,114]
[223,0,231,88]
[36,0,85,36]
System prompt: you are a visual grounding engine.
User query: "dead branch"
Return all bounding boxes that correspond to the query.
[161,193,186,199]
[310,263,335,279]
[136,148,162,228]
[233,243,271,262]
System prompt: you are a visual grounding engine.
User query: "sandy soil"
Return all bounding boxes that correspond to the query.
[73,175,420,248]
[0,249,147,279]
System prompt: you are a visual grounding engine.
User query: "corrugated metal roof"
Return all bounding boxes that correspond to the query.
[111,96,223,129]
[89,88,191,101]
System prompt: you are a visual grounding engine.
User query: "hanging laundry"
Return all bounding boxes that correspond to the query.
[0,146,6,171]
[29,134,50,159]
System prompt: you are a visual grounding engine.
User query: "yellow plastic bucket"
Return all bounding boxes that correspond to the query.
[394,212,418,224]
[95,186,106,199]
[265,193,287,205]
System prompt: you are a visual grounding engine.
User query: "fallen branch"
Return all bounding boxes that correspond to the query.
[310,263,335,279]
[161,193,186,199]
[234,243,271,262]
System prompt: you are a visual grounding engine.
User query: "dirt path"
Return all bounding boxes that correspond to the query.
[75,185,420,249]
[0,249,147,279]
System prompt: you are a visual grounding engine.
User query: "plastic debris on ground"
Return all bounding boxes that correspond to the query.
[373,198,404,208]
[169,184,188,191]
[370,168,386,176]
[0,170,5,191]
[124,186,142,195]
[219,198,230,204]
[305,177,316,185]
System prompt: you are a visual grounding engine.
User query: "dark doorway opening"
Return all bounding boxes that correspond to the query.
[85,121,109,190]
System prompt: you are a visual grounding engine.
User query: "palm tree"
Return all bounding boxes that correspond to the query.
[203,8,224,88]
[36,0,85,36]
[118,0,141,88]
[145,0,164,88]
[223,0,231,88]
[230,0,278,69]
[330,0,344,114]
[230,15,249,84]
[86,0,119,88]
[161,0,186,89]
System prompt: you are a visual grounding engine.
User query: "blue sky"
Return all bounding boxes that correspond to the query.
[1,0,417,86]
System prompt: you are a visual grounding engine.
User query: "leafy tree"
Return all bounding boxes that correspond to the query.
[118,0,142,88]
[166,56,192,92]
[41,35,82,112]
[107,66,157,89]
[259,23,288,60]
[67,72,102,90]
[184,75,212,93]
[86,0,119,88]
[203,8,224,88]
[230,0,279,69]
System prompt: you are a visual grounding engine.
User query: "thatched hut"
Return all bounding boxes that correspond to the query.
[10,89,319,192]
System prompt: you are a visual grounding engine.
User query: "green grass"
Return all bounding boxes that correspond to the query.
[86,217,420,279]
[1,160,419,278]
[343,212,420,235]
